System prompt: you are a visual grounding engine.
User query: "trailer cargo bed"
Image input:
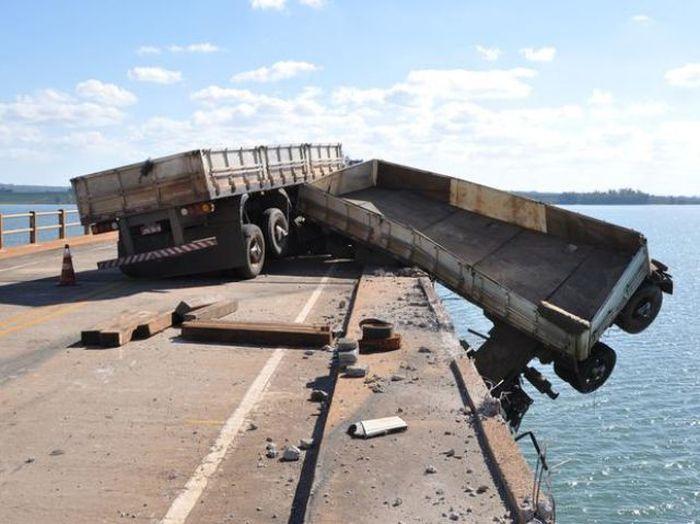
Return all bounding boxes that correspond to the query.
[299,160,654,361]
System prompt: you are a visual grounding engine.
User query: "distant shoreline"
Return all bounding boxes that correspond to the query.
[1,187,699,206]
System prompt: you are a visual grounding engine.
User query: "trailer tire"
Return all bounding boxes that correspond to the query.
[263,208,289,258]
[554,342,616,394]
[236,224,265,279]
[615,282,663,334]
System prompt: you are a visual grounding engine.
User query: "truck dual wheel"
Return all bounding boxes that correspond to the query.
[615,281,663,334]
[553,342,617,394]
[263,208,289,259]
[236,224,266,279]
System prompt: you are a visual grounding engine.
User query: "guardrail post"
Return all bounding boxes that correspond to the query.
[58,209,66,239]
[0,213,3,250]
[29,211,37,244]
[84,222,91,236]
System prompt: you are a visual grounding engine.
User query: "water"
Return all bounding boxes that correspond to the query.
[0,204,82,248]
[440,205,700,524]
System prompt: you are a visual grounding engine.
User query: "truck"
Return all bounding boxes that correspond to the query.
[71,143,344,278]
[298,159,672,421]
[72,147,672,421]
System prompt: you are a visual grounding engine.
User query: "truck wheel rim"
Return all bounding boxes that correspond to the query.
[250,239,263,263]
[274,223,288,241]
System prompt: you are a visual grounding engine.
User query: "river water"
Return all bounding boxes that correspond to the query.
[440,205,700,523]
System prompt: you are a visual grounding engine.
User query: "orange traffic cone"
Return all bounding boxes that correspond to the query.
[58,244,77,286]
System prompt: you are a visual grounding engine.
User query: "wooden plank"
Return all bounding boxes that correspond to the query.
[180,320,332,347]
[173,299,212,325]
[182,300,238,322]
[81,310,144,346]
[134,310,175,339]
[99,311,156,348]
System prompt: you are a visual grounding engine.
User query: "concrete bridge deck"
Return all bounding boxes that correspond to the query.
[0,238,531,523]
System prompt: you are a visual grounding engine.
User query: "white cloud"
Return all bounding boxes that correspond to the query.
[475,45,502,61]
[519,46,557,62]
[299,0,326,7]
[75,79,137,107]
[168,42,219,53]
[4,66,700,195]
[251,0,286,10]
[0,89,124,126]
[631,14,653,24]
[127,67,182,84]
[665,63,700,88]
[136,45,161,55]
[231,61,320,83]
[588,89,613,106]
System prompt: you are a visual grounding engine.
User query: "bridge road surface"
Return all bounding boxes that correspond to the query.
[0,238,515,523]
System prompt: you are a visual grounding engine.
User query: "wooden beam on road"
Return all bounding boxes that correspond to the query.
[180,320,332,348]
[182,300,238,322]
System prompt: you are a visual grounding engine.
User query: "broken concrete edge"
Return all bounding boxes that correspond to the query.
[417,276,536,524]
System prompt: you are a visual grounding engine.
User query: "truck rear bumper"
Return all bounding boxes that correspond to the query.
[97,237,218,270]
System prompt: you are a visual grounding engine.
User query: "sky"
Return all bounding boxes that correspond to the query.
[1,0,699,194]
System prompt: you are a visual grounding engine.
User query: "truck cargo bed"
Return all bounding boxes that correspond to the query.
[345,187,631,322]
[299,160,652,360]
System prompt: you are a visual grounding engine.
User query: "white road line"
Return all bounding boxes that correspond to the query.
[0,260,41,273]
[0,242,114,274]
[161,266,334,524]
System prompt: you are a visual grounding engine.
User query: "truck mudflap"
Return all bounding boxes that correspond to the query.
[96,237,218,270]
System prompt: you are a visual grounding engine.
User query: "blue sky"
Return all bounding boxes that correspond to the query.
[1,0,699,194]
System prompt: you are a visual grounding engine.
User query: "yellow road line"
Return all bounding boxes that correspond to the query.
[0,282,124,338]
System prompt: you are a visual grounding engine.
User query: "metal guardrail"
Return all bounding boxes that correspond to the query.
[0,209,89,250]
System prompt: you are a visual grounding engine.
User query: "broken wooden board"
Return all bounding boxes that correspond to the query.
[82,308,176,348]
[180,320,332,347]
[133,310,175,339]
[182,300,238,322]
[98,311,157,348]
[173,299,213,325]
[81,311,147,346]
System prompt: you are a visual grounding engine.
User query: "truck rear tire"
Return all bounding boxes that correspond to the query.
[236,224,265,279]
[554,342,616,394]
[263,208,289,258]
[615,282,663,334]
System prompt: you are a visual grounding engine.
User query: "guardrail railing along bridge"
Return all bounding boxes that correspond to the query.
[0,209,89,250]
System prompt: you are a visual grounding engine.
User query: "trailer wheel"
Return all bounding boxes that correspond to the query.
[236,224,265,279]
[263,208,289,258]
[615,282,663,334]
[554,342,616,394]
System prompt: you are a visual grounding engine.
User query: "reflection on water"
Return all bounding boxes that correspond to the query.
[440,206,700,524]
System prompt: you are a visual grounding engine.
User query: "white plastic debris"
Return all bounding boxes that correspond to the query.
[348,416,407,439]
[344,364,368,378]
[282,445,301,461]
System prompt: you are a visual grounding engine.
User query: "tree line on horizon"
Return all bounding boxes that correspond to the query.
[517,188,700,205]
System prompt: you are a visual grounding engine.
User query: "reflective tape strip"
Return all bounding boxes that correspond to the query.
[97,237,218,270]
